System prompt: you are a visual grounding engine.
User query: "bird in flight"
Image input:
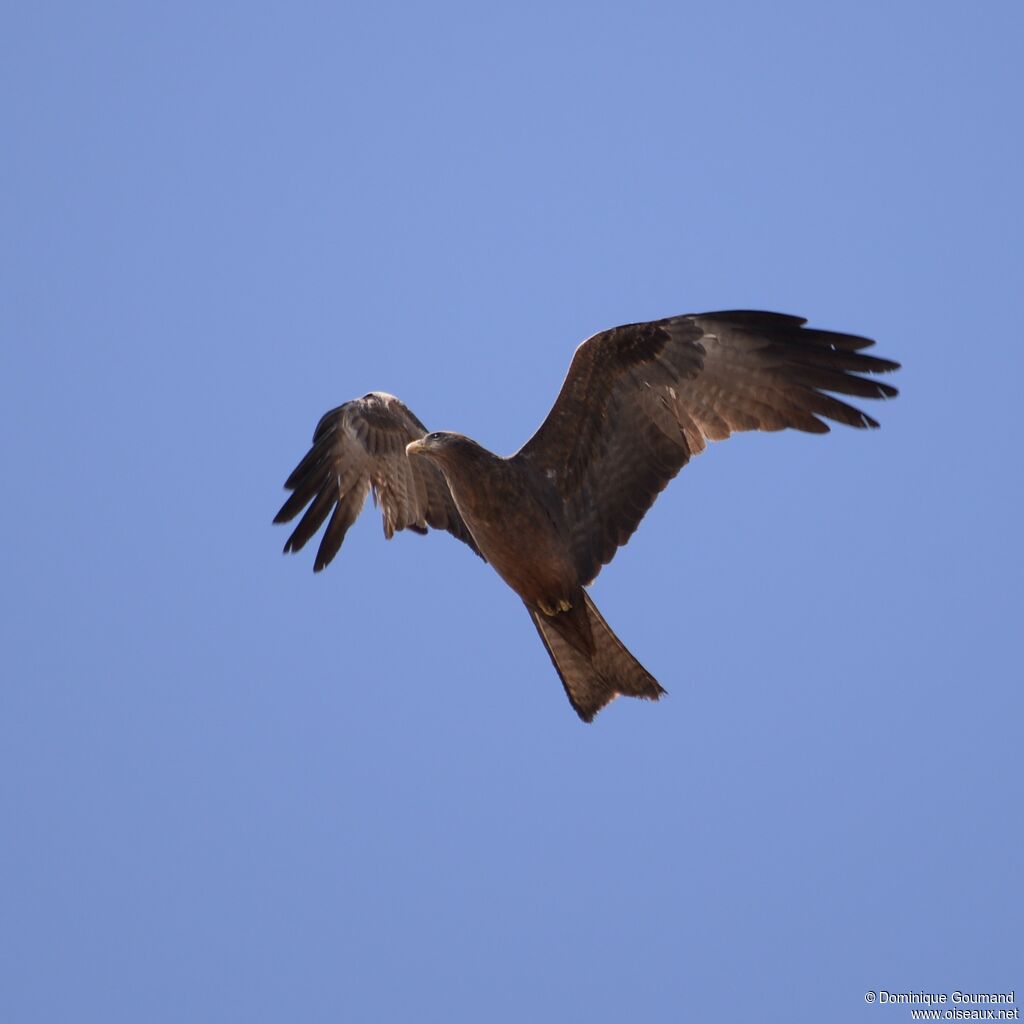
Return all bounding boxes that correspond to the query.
[275,310,898,721]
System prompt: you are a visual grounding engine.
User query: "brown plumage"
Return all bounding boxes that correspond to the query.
[274,310,899,721]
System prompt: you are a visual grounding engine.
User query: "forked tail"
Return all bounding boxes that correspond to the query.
[528,590,666,722]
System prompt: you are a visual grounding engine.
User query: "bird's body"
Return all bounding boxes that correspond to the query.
[423,438,577,615]
[275,310,899,721]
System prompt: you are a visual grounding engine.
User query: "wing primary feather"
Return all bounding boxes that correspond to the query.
[284,483,339,555]
[314,479,370,571]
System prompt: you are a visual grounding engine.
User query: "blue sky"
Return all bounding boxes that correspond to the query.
[3,2,1021,1021]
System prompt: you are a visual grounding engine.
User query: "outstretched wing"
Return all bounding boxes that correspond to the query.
[275,391,480,571]
[516,310,899,585]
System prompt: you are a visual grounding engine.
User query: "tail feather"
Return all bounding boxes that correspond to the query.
[529,591,666,722]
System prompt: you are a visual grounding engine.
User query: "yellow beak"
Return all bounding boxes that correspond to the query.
[405,438,428,457]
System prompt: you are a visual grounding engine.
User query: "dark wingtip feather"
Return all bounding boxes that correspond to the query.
[273,501,299,525]
[274,483,318,525]
[311,489,366,572]
[868,357,901,374]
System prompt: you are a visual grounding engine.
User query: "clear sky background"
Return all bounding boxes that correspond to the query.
[3,2,1021,1021]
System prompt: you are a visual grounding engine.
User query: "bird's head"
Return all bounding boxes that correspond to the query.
[406,431,487,468]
